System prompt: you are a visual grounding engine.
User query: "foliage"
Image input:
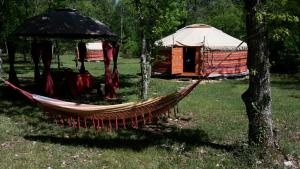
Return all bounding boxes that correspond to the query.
[147,0,187,42]
[110,0,140,57]
[120,38,139,57]
[119,0,187,54]
[186,0,245,40]
[265,0,300,73]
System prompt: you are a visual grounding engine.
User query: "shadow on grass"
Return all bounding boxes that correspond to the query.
[23,123,234,153]
[271,76,300,90]
[2,62,36,76]
[231,74,300,91]
[0,84,46,123]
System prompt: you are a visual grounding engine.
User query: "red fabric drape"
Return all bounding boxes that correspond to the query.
[102,41,115,98]
[78,42,87,73]
[8,42,19,85]
[31,41,41,87]
[112,44,120,89]
[40,41,54,96]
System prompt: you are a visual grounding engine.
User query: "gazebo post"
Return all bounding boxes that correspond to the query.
[7,41,19,85]
[55,40,61,71]
[78,42,87,73]
[31,40,41,88]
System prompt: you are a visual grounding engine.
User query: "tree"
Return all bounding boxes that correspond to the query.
[242,0,299,150]
[242,0,275,148]
[123,0,187,99]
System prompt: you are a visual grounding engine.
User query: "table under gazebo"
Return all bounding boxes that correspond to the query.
[7,9,119,99]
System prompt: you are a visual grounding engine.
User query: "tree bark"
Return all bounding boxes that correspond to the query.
[242,0,275,148]
[140,34,149,99]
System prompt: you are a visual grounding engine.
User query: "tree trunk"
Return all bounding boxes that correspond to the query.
[4,41,8,54]
[0,48,2,75]
[140,33,149,100]
[136,0,150,100]
[23,48,27,62]
[242,0,275,148]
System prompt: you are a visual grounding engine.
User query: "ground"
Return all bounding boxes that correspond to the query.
[0,54,299,168]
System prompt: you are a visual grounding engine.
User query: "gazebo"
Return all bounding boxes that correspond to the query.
[8,9,119,98]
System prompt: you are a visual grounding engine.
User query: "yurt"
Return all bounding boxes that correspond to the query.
[153,24,248,77]
[75,41,104,61]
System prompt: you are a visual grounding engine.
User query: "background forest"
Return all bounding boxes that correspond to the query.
[0,0,299,73]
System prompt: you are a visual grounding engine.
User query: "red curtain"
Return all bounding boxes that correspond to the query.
[112,43,120,89]
[40,41,54,96]
[8,42,19,85]
[102,41,115,98]
[31,41,41,87]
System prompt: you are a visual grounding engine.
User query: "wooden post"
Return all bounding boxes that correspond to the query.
[78,42,87,73]
[55,41,61,71]
[200,47,204,75]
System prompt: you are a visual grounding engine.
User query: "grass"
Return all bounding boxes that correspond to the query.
[0,54,299,168]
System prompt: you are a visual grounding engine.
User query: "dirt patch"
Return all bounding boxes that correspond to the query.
[291,132,300,142]
[140,115,193,135]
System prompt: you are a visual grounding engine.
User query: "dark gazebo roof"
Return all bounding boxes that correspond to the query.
[13,9,116,39]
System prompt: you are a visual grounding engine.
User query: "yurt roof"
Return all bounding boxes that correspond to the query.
[155,24,247,50]
[12,9,116,39]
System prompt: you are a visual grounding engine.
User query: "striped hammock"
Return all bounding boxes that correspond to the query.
[2,79,202,131]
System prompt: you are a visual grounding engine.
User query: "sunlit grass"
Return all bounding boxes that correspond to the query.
[0,54,299,168]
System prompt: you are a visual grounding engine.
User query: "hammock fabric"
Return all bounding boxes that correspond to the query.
[3,79,202,131]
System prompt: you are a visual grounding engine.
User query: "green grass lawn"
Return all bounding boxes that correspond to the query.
[0,54,299,168]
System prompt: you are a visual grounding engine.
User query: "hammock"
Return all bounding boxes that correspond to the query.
[2,41,245,131]
[2,78,202,131]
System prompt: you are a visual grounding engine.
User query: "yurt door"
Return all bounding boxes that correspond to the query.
[171,47,183,74]
[183,48,196,73]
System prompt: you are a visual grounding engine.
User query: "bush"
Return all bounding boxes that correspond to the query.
[120,39,139,58]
